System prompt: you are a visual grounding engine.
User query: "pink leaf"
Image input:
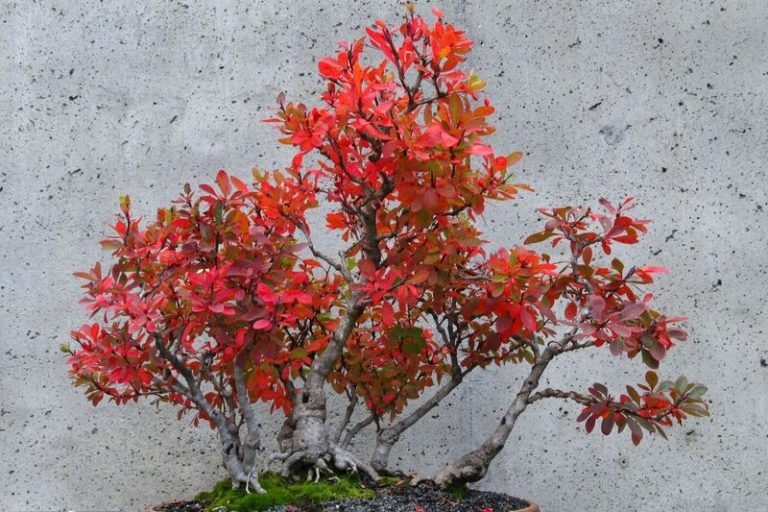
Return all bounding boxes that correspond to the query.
[588,295,606,318]
[253,318,273,330]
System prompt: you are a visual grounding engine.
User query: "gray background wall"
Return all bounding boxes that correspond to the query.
[1,1,766,510]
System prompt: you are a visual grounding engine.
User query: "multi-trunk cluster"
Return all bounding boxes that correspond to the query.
[65,6,708,493]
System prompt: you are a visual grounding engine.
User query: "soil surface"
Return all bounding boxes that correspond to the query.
[151,481,531,512]
[151,501,208,512]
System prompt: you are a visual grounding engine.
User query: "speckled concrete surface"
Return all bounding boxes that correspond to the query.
[1,1,766,511]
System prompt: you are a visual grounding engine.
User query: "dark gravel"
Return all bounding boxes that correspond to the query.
[271,480,530,511]
[150,501,208,512]
[151,481,531,512]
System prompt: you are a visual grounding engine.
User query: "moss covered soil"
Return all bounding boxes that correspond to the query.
[161,473,528,512]
[193,473,377,511]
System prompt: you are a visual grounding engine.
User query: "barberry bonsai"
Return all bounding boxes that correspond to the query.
[65,5,708,497]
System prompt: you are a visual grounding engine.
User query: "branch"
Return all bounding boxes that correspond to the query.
[306,291,366,388]
[153,333,224,429]
[380,365,474,442]
[528,388,592,406]
[528,387,691,424]
[295,222,348,279]
[545,322,583,353]
[331,388,358,445]
[340,413,375,449]
[433,347,555,485]
[233,358,261,443]
[233,356,263,483]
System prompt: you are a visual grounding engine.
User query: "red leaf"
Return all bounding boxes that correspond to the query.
[230,175,250,193]
[520,308,537,332]
[199,183,217,196]
[601,413,615,435]
[466,144,493,156]
[358,259,376,278]
[215,170,231,195]
[318,57,343,79]
[585,413,598,433]
[565,302,578,321]
[326,212,346,229]
[253,318,273,330]
[381,302,395,326]
[599,197,618,215]
[423,189,440,212]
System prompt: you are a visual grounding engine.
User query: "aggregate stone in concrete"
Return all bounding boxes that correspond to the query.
[1,1,767,511]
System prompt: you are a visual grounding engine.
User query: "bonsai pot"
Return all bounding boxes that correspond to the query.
[144,496,540,512]
[144,501,541,512]
[514,500,540,512]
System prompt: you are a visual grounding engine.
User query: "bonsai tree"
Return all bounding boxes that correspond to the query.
[65,5,708,496]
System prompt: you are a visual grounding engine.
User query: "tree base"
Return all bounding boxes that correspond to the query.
[145,476,538,512]
[267,443,380,485]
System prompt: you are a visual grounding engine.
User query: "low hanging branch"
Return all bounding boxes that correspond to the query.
[65,4,708,493]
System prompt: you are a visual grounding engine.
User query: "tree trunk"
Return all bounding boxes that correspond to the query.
[218,422,264,493]
[155,335,265,492]
[433,351,553,487]
[370,433,396,474]
[289,383,330,461]
[282,298,369,476]
[233,361,264,493]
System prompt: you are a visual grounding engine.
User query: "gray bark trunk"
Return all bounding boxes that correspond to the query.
[282,298,368,475]
[218,423,246,490]
[370,435,395,473]
[433,350,553,487]
[154,335,265,492]
[233,362,264,493]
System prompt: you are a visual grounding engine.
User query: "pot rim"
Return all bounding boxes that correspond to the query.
[146,498,541,512]
[514,500,540,512]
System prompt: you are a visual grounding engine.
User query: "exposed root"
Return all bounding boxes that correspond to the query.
[306,458,332,483]
[266,450,290,467]
[331,444,380,485]
[280,449,308,478]
[433,451,488,488]
[266,443,380,485]
[230,470,266,494]
[244,468,265,494]
[245,474,266,494]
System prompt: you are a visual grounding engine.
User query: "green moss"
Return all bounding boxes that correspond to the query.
[376,475,402,487]
[446,482,468,500]
[194,472,375,511]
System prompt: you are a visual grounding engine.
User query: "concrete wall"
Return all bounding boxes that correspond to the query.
[1,1,766,510]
